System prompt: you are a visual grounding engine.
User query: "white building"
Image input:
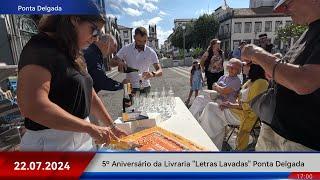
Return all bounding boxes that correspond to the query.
[118,25,133,46]
[250,0,278,8]
[148,24,159,50]
[215,0,292,55]
[173,18,196,30]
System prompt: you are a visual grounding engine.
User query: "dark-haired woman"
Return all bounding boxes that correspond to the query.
[198,64,269,150]
[200,39,224,90]
[17,15,126,151]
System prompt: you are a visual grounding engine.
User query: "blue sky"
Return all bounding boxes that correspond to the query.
[106,0,250,45]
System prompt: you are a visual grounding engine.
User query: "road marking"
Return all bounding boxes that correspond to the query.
[176,66,191,73]
[168,67,189,79]
[172,67,191,76]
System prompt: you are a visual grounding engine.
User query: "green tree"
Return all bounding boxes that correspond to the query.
[193,14,219,49]
[170,22,194,49]
[192,47,204,59]
[170,13,219,50]
[276,24,307,42]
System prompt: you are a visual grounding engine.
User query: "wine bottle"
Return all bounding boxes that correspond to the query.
[123,66,139,73]
[122,83,133,113]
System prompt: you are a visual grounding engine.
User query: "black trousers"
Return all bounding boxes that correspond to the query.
[206,71,224,90]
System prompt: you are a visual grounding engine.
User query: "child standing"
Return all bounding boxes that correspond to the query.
[185,61,203,106]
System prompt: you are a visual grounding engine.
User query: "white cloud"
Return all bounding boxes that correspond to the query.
[157,26,173,45]
[123,7,143,16]
[131,16,163,28]
[195,8,214,16]
[143,2,158,12]
[122,0,140,7]
[132,20,147,27]
[148,17,162,25]
[159,10,167,16]
[122,0,158,13]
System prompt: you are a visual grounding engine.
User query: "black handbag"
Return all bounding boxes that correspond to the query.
[249,60,281,124]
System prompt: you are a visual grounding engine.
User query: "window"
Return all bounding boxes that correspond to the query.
[225,24,230,33]
[254,22,262,33]
[220,25,224,35]
[234,22,242,33]
[123,31,128,38]
[275,21,283,31]
[244,22,252,33]
[244,39,252,44]
[265,21,272,32]
[285,21,292,27]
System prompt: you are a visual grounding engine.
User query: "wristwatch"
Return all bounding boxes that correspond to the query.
[151,71,156,77]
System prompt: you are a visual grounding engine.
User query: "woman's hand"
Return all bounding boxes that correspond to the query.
[212,83,219,91]
[111,125,128,138]
[219,101,232,110]
[87,124,118,145]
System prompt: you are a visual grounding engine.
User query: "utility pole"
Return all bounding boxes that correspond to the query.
[182,25,186,66]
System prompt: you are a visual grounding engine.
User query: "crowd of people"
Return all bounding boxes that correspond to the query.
[187,0,320,151]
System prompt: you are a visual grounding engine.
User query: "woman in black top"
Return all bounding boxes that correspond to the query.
[200,39,224,90]
[17,14,126,151]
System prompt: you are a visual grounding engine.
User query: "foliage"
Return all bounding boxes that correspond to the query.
[170,13,219,50]
[276,24,307,42]
[192,47,204,59]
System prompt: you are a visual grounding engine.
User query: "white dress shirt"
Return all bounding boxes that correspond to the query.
[116,43,159,88]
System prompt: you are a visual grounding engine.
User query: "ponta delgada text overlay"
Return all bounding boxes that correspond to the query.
[17,5,62,13]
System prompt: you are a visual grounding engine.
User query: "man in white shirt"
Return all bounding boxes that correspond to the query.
[109,27,163,94]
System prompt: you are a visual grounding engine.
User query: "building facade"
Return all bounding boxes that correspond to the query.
[215,4,292,55]
[250,0,278,8]
[173,18,196,30]
[118,25,133,47]
[0,15,38,65]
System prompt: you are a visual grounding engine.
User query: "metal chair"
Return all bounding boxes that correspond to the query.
[225,118,261,149]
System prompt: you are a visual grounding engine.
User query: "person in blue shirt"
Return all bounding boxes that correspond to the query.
[84,34,128,93]
[232,41,246,59]
[232,41,247,83]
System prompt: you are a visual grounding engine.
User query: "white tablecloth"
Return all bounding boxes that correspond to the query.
[158,97,219,151]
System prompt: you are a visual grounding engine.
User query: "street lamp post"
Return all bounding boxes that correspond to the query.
[182,25,186,66]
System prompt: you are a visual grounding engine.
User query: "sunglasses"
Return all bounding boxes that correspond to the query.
[89,21,101,37]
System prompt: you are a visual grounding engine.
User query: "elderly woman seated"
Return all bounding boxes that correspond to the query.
[189,58,242,119]
[198,64,269,150]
